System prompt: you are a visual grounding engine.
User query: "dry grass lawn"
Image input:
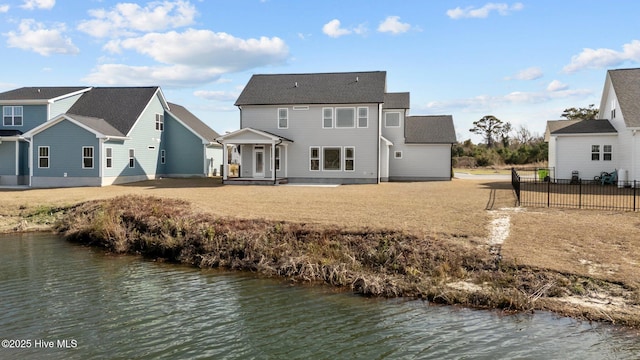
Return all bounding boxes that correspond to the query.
[1,176,639,290]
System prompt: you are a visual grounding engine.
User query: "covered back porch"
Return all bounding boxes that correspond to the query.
[216,128,292,185]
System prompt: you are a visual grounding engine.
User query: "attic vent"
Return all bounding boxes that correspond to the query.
[294,82,298,87]
[356,76,359,82]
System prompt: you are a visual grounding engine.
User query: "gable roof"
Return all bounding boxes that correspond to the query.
[0,87,91,103]
[235,71,387,106]
[608,68,640,128]
[24,113,128,140]
[405,115,457,144]
[167,102,221,143]
[550,119,617,135]
[66,87,160,136]
[383,92,410,109]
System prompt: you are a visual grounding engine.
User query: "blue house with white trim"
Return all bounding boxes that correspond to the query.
[0,86,222,187]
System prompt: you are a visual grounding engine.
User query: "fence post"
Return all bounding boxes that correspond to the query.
[579,179,582,209]
[634,181,637,212]
[547,176,550,207]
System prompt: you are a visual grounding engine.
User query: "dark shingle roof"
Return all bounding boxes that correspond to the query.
[168,102,220,143]
[67,87,159,135]
[544,120,581,141]
[65,114,126,137]
[551,119,617,135]
[235,71,387,106]
[0,87,90,101]
[608,68,640,128]
[383,92,410,109]
[405,115,457,144]
[0,129,23,136]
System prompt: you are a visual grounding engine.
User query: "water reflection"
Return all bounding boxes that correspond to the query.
[0,233,638,359]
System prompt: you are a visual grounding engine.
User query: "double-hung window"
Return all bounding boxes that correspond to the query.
[155,114,164,131]
[335,108,355,128]
[591,145,600,161]
[161,150,166,164]
[323,108,333,128]
[38,146,49,168]
[603,145,612,161]
[105,147,113,168]
[357,107,368,128]
[344,147,355,171]
[310,147,320,171]
[274,147,281,171]
[278,108,288,129]
[3,106,23,126]
[129,149,135,168]
[82,147,94,169]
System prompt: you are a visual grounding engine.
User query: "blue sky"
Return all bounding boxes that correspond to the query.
[2,0,640,143]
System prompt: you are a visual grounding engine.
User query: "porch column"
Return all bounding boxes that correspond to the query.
[222,142,228,181]
[271,140,276,182]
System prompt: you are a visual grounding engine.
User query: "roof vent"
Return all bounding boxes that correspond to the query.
[294,82,298,87]
[356,76,359,82]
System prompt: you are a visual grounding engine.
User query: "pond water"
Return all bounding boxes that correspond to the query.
[0,233,638,359]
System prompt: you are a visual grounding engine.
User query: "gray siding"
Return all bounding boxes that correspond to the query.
[32,120,100,178]
[0,141,16,175]
[240,104,379,182]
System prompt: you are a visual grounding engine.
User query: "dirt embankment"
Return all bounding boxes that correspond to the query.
[53,195,640,328]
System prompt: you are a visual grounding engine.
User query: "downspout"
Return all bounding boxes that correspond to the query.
[377,104,382,184]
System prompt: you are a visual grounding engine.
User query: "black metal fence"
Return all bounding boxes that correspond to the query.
[511,168,640,211]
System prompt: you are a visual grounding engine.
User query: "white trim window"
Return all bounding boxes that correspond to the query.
[394,150,403,159]
[323,147,341,171]
[278,108,288,129]
[323,108,333,128]
[82,146,94,169]
[38,146,49,168]
[129,149,135,168]
[591,145,600,161]
[335,108,355,128]
[603,145,612,161]
[385,112,401,127]
[344,147,355,171]
[3,106,23,126]
[155,113,164,131]
[310,147,320,171]
[357,107,368,128]
[161,149,166,164]
[105,147,113,168]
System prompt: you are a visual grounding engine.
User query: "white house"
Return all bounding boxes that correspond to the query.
[546,68,640,183]
[216,71,457,184]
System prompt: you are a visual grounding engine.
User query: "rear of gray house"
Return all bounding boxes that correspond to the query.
[216,71,456,184]
[0,86,222,187]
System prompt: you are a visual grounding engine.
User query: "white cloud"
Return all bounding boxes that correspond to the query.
[193,90,238,101]
[21,0,54,10]
[87,30,289,87]
[507,66,543,80]
[106,29,288,71]
[547,80,568,92]
[322,19,352,38]
[5,19,79,56]
[377,16,411,34]
[562,40,640,73]
[447,2,524,19]
[77,0,197,38]
[0,4,10,13]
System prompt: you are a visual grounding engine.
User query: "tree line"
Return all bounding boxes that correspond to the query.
[454,106,598,167]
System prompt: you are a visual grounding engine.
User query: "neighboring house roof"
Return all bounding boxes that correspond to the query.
[544,120,581,141]
[66,87,161,136]
[383,92,410,109]
[0,129,22,136]
[608,68,640,128]
[235,71,387,106]
[167,102,221,143]
[0,87,90,102]
[550,119,617,135]
[216,127,294,143]
[405,115,457,144]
